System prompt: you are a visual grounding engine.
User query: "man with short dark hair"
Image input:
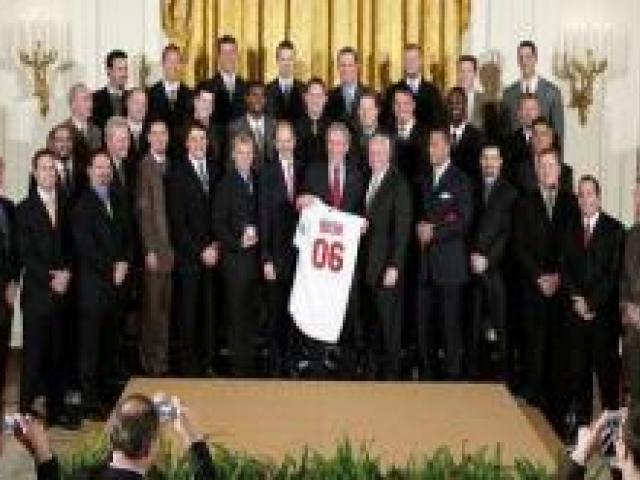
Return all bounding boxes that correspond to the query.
[125,87,148,163]
[198,35,247,126]
[446,86,484,182]
[560,175,623,432]
[326,47,366,127]
[63,83,102,172]
[294,78,331,170]
[384,43,445,129]
[228,81,276,170]
[147,44,193,157]
[17,150,73,426]
[501,40,564,139]
[456,54,488,130]
[513,147,579,431]
[92,49,129,131]
[468,143,517,380]
[415,127,473,380]
[167,122,219,376]
[353,89,384,176]
[266,40,305,122]
[390,87,428,182]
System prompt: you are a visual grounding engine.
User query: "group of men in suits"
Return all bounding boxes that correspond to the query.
[0,35,638,442]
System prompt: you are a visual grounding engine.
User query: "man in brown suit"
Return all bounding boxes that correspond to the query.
[622,181,640,405]
[136,119,174,376]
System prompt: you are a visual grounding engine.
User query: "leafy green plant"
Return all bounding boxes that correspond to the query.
[58,436,553,479]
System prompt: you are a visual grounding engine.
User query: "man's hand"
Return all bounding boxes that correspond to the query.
[170,397,203,448]
[5,281,18,308]
[382,267,398,288]
[14,415,54,465]
[416,222,434,246]
[113,261,128,286]
[263,262,277,281]
[296,194,315,211]
[470,253,488,275]
[145,252,159,272]
[622,302,640,329]
[241,226,259,249]
[50,270,71,294]
[537,274,560,297]
[201,244,219,267]
[571,412,610,466]
[572,296,591,320]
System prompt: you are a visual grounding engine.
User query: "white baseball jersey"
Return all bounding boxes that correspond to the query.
[289,200,365,343]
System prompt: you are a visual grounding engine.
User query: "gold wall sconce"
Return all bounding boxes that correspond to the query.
[553,25,615,127]
[19,41,58,117]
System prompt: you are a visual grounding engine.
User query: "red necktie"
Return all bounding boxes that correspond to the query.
[330,165,342,208]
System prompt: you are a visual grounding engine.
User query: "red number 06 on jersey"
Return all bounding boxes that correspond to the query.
[312,239,344,272]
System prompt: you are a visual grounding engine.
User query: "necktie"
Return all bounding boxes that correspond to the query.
[344,87,354,114]
[483,181,493,205]
[583,220,593,247]
[544,189,555,218]
[311,119,318,136]
[167,88,178,109]
[330,165,342,208]
[245,174,253,195]
[44,195,56,227]
[284,162,294,202]
[366,174,381,208]
[110,92,123,116]
[197,160,209,192]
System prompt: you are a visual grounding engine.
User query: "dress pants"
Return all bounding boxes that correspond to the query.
[470,270,507,379]
[140,270,172,375]
[567,311,620,425]
[20,296,65,417]
[222,249,260,377]
[365,281,403,380]
[265,265,294,376]
[175,265,215,376]
[416,282,463,379]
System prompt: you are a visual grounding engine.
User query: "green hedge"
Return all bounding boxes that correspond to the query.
[60,437,554,480]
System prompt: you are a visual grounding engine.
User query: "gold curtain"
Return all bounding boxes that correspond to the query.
[161,0,470,90]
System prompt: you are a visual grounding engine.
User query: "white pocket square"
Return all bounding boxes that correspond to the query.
[439,191,452,200]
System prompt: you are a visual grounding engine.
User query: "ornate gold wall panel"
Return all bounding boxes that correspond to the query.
[161,0,469,90]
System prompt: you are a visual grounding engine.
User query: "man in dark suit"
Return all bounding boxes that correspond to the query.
[72,151,132,417]
[17,394,217,480]
[0,157,19,415]
[198,35,247,126]
[456,55,489,131]
[468,143,517,380]
[136,120,174,376]
[622,182,640,407]
[447,87,484,182]
[124,87,148,164]
[213,133,261,377]
[513,117,573,193]
[265,40,305,122]
[63,83,102,174]
[167,122,219,376]
[17,149,73,426]
[146,44,193,158]
[259,121,301,375]
[360,134,412,379]
[352,89,385,176]
[415,127,473,379]
[513,147,579,429]
[560,175,623,428]
[46,123,85,201]
[501,93,539,184]
[384,43,445,130]
[228,82,276,171]
[325,46,366,128]
[299,122,366,376]
[390,87,428,183]
[185,86,225,166]
[294,78,331,171]
[92,49,129,131]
